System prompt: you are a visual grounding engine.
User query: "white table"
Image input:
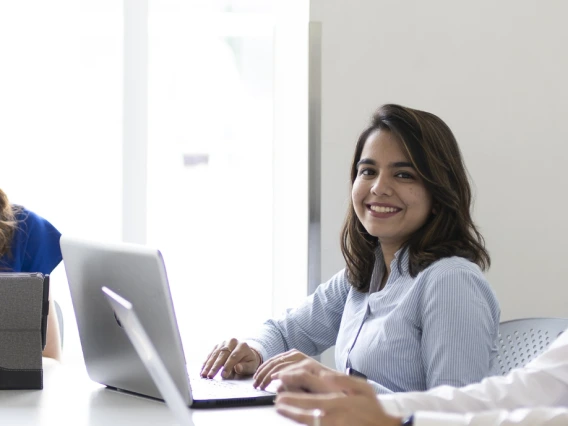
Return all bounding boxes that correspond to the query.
[0,359,294,425]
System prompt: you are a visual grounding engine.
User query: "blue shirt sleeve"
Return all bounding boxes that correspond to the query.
[418,266,500,389]
[246,269,351,363]
[9,209,62,274]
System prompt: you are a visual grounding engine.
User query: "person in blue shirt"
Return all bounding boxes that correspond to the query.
[0,188,63,360]
[200,104,500,394]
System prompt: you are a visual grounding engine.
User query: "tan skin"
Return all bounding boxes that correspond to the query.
[352,129,433,278]
[42,266,64,360]
[43,298,61,361]
[200,338,261,380]
[274,359,402,426]
[201,130,433,388]
[200,340,332,389]
[42,265,64,360]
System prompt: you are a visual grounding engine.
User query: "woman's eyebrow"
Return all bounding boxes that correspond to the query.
[390,161,415,169]
[356,159,415,169]
[356,158,375,168]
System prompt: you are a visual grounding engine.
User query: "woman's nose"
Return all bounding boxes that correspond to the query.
[371,174,393,196]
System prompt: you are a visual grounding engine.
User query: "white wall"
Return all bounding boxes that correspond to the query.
[310,0,568,326]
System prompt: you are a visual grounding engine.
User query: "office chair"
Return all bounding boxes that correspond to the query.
[490,317,568,376]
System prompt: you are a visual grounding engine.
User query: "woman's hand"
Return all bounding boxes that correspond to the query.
[253,350,333,390]
[200,338,262,379]
[274,358,339,393]
[275,369,402,426]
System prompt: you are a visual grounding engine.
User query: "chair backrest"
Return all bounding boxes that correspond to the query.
[490,317,568,376]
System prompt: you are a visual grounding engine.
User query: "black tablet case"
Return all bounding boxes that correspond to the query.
[0,273,49,389]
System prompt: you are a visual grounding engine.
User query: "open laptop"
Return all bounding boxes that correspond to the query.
[60,235,275,408]
[103,286,195,425]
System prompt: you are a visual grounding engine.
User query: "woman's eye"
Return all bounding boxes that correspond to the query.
[359,168,375,176]
[395,172,414,179]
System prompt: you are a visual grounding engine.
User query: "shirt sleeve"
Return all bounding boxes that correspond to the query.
[245,269,351,362]
[411,407,568,426]
[20,210,62,274]
[380,329,568,423]
[368,379,395,394]
[418,266,500,388]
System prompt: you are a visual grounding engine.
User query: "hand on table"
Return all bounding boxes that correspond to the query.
[200,338,262,379]
[275,360,402,426]
[252,349,332,390]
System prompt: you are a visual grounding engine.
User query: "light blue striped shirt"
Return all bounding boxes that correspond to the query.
[247,249,500,394]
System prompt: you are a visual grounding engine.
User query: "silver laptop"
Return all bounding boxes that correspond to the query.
[103,286,195,425]
[60,235,275,408]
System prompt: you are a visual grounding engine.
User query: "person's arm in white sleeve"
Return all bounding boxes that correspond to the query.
[408,407,568,426]
[275,339,568,426]
[380,328,568,425]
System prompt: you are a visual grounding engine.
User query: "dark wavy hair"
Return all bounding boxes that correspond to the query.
[340,104,490,292]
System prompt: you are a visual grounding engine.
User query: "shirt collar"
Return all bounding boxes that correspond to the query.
[375,245,410,275]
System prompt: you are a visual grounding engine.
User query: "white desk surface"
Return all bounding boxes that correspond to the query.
[0,359,295,425]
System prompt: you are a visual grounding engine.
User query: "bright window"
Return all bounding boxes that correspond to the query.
[0,0,123,363]
[1,0,309,366]
[147,1,276,362]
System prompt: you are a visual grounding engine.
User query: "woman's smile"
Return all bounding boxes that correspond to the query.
[352,129,433,250]
[367,202,402,218]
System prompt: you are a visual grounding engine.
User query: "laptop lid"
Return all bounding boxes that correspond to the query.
[60,235,275,408]
[60,235,191,403]
[102,286,194,426]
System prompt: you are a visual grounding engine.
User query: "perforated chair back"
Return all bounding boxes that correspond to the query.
[490,317,568,376]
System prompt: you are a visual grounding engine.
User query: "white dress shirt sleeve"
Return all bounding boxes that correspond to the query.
[380,328,568,426]
[411,407,568,426]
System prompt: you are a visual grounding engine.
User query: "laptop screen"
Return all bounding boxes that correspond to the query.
[102,286,195,426]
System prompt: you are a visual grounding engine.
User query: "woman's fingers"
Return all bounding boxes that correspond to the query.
[274,362,373,396]
[253,350,310,388]
[207,348,235,378]
[256,360,295,390]
[321,374,376,397]
[200,344,221,377]
[200,338,238,378]
[253,351,293,388]
[221,341,256,378]
[201,345,217,371]
[276,369,340,394]
[273,358,329,380]
[253,355,283,386]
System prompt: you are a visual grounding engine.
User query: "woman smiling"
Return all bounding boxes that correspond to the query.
[201,104,500,394]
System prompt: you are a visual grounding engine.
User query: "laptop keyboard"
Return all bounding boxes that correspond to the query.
[189,374,274,399]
